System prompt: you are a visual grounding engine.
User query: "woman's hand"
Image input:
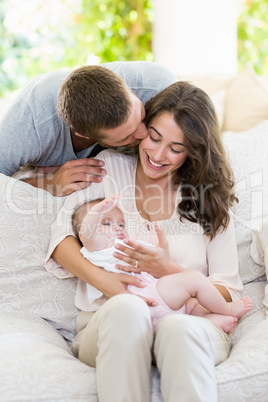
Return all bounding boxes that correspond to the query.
[113,223,180,278]
[95,269,157,306]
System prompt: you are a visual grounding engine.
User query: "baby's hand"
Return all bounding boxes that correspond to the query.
[91,194,122,214]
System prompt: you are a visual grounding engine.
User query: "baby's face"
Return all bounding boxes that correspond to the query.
[98,207,128,240]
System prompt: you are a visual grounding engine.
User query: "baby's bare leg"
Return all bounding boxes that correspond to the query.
[186,298,238,333]
[156,271,252,318]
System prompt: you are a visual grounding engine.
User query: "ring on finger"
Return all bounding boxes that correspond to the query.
[134,260,139,269]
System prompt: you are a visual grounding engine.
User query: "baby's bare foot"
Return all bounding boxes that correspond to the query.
[207,314,238,333]
[230,296,252,318]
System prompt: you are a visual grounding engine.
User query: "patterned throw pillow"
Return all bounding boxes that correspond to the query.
[0,175,78,342]
[223,121,268,284]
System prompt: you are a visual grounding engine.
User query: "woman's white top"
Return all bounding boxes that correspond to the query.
[46,149,243,309]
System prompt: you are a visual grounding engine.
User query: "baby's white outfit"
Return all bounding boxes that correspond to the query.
[79,238,131,303]
[79,238,186,330]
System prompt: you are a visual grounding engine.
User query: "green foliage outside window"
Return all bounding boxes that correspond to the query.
[75,0,153,63]
[0,0,153,97]
[0,0,267,97]
[237,0,268,75]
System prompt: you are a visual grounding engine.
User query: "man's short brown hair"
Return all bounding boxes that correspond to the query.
[57,65,132,139]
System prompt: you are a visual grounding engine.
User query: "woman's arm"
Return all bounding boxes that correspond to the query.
[52,236,102,284]
[52,236,156,304]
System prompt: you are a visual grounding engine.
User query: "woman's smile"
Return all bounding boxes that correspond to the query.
[146,153,168,170]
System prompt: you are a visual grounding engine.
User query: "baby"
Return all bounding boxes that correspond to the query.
[72,195,252,332]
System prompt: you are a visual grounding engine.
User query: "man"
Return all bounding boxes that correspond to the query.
[0,61,177,196]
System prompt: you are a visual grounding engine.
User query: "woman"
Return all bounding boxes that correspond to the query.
[48,81,243,402]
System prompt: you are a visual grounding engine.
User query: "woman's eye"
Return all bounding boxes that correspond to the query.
[102,222,111,226]
[119,224,125,228]
[149,133,159,142]
[171,148,182,154]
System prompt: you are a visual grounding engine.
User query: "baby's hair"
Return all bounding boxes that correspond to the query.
[72,198,105,240]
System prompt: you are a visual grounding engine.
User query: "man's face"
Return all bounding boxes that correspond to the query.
[99,92,148,147]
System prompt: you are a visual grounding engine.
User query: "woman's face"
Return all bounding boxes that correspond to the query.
[139,111,188,181]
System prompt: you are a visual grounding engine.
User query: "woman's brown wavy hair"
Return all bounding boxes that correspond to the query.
[144,81,238,238]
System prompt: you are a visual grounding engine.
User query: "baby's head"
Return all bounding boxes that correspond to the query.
[72,198,128,245]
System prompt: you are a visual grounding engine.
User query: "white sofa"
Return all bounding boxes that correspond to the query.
[1,64,268,401]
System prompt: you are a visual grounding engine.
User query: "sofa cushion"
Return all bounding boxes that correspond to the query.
[179,73,234,96]
[0,174,78,342]
[250,216,268,312]
[210,89,226,131]
[179,74,231,132]
[0,316,97,401]
[223,64,268,132]
[223,121,268,284]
